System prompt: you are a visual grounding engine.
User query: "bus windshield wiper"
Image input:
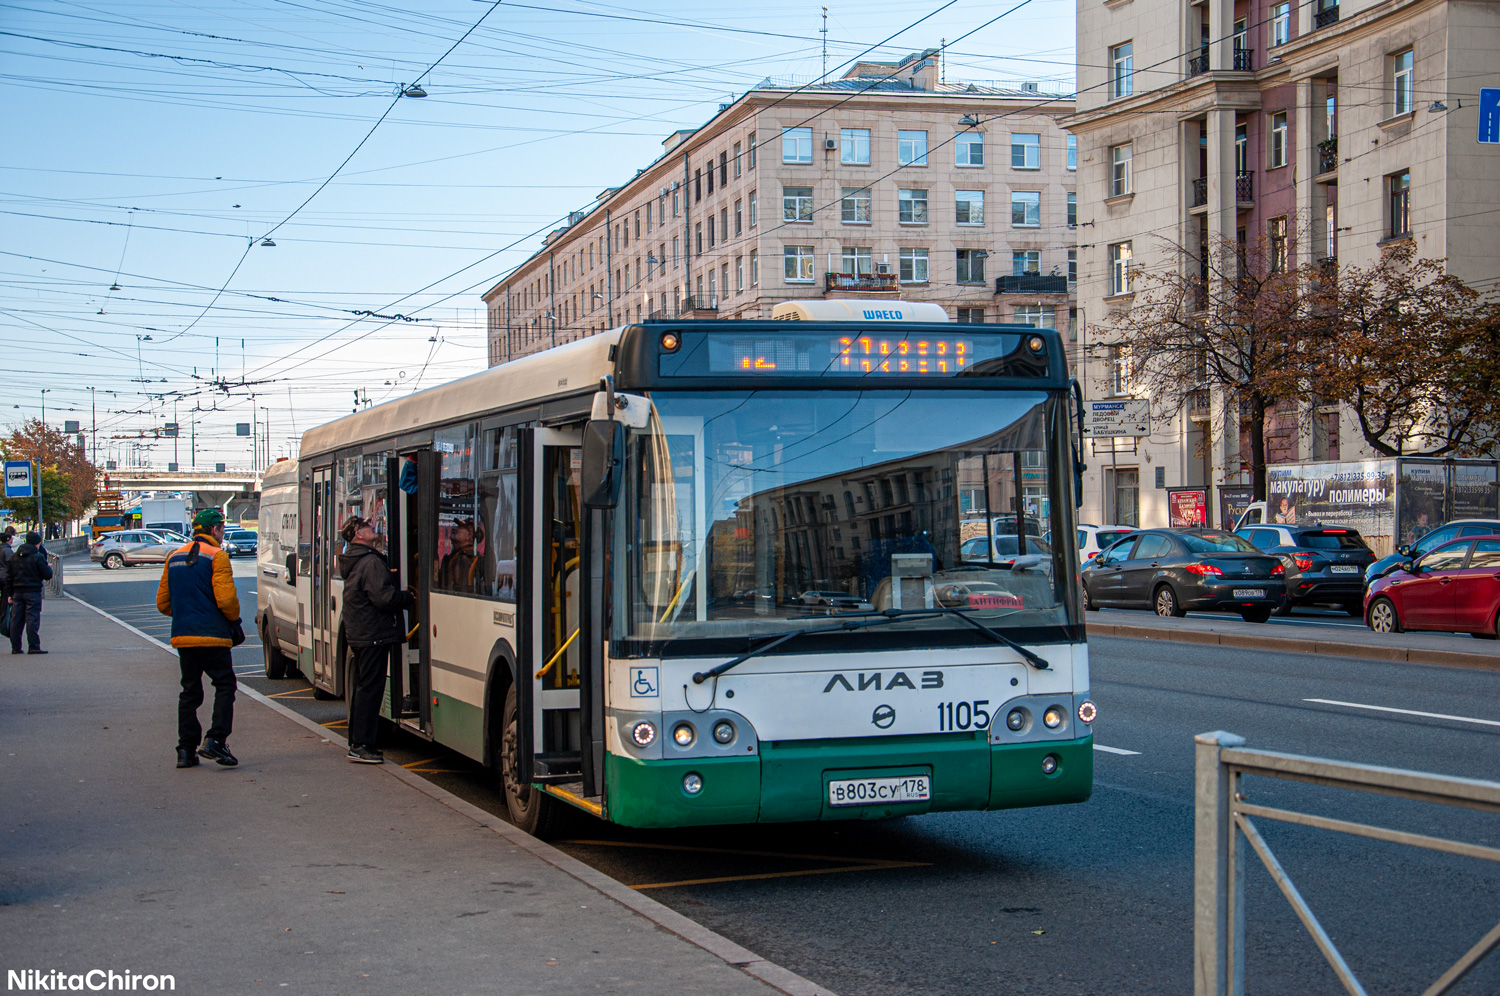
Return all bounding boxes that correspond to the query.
[876,607,1052,671]
[690,611,944,684]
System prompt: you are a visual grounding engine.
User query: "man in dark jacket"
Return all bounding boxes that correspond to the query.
[338,515,414,763]
[0,526,15,636]
[9,531,53,655]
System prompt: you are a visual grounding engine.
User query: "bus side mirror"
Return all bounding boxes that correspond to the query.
[581,419,624,509]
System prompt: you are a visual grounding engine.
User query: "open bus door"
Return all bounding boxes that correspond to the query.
[382,455,424,730]
[393,450,436,736]
[309,462,338,695]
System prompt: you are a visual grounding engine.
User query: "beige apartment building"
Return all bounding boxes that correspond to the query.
[1068,0,1500,526]
[483,50,1078,364]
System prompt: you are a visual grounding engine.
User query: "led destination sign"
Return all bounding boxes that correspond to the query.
[658,330,1040,378]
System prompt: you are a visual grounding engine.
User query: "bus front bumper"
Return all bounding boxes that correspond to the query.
[602,731,1093,828]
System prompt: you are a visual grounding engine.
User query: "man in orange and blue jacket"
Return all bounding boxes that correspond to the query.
[157,508,242,768]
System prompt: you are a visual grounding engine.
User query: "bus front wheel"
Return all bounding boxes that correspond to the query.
[500,684,562,838]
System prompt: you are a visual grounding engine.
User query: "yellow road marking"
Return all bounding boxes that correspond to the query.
[405,768,463,774]
[268,688,315,699]
[560,839,930,889]
[400,758,437,769]
[319,719,348,728]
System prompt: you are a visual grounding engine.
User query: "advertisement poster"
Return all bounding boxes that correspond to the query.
[1265,460,1397,555]
[1396,461,1446,547]
[1451,463,1499,520]
[1167,488,1208,528]
[1218,486,1256,531]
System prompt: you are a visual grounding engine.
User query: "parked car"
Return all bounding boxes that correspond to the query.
[89,529,180,569]
[1365,536,1500,638]
[224,529,258,558]
[960,533,1053,571]
[1080,528,1286,622]
[1236,524,1375,616]
[1365,519,1500,590]
[1077,524,1139,561]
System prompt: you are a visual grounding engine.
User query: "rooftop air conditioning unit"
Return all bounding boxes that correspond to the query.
[660,187,670,197]
[825,137,837,150]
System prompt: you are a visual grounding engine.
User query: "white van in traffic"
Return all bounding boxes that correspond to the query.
[255,458,301,679]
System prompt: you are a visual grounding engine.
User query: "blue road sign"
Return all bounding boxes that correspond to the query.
[5,460,33,498]
[1480,88,1500,145]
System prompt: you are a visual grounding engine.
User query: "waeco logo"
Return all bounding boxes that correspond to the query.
[862,309,904,320]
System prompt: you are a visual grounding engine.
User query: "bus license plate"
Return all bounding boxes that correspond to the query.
[828,775,931,807]
[1330,565,1359,574]
[1232,588,1265,598]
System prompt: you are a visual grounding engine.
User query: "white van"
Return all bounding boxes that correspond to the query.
[255,458,301,679]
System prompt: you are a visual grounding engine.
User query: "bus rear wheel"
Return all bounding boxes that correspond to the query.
[500,684,562,838]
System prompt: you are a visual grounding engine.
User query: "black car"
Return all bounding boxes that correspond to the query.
[1364,519,1500,591]
[224,529,258,558]
[1236,524,1375,616]
[1081,528,1287,623]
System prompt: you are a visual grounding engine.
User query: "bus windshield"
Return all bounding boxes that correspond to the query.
[620,389,1076,654]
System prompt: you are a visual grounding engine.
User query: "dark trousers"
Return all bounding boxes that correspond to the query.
[9,591,42,652]
[348,643,393,748]
[178,645,236,749]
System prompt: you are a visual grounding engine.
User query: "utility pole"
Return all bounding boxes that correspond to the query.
[250,395,258,471]
[821,7,829,80]
[90,386,97,465]
[38,388,48,536]
[172,399,179,468]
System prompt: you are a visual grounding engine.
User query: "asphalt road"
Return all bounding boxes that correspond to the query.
[63,554,1500,996]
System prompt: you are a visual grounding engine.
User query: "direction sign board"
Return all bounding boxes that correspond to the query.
[5,460,34,498]
[1083,399,1150,438]
[1480,88,1500,145]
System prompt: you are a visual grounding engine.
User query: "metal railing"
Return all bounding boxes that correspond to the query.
[994,273,1068,295]
[1318,138,1339,174]
[1191,176,1209,208]
[1188,51,1210,77]
[824,271,898,292]
[1235,170,1254,203]
[1314,4,1340,27]
[1194,731,1500,996]
[1233,47,1253,71]
[676,295,718,314]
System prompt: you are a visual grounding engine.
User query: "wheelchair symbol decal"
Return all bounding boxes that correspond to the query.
[630,667,659,698]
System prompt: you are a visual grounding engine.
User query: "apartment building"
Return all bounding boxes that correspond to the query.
[1068,0,1500,526]
[483,49,1078,364]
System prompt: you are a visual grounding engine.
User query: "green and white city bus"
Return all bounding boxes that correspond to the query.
[287,304,1095,835]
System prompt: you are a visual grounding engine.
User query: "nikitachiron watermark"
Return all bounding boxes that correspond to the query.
[7,970,175,991]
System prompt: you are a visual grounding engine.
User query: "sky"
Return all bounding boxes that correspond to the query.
[0,0,1076,471]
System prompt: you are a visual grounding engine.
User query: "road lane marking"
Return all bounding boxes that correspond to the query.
[1304,698,1500,728]
[1094,744,1141,755]
[561,839,929,890]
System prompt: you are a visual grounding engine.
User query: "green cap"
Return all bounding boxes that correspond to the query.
[194,508,225,531]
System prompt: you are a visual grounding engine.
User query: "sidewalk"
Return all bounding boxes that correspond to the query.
[0,597,821,995]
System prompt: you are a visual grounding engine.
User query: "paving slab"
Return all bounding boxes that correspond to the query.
[0,597,813,995]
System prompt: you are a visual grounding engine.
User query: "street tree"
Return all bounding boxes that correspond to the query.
[0,419,99,521]
[1096,233,1309,501]
[0,466,73,525]
[1300,241,1500,457]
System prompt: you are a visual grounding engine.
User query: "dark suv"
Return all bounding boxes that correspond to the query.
[1236,524,1375,615]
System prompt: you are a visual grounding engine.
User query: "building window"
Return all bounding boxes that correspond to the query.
[645,205,652,233]
[1108,345,1130,396]
[1013,305,1056,328]
[672,190,680,217]
[706,161,714,194]
[672,236,680,267]
[1388,169,1410,238]
[1268,216,1287,271]
[748,131,756,169]
[1066,134,1077,170]
[1270,3,1290,45]
[694,169,701,202]
[1269,111,1288,168]
[1112,42,1134,98]
[1067,192,1077,227]
[898,247,929,283]
[898,188,929,224]
[956,249,986,284]
[955,190,985,225]
[956,131,984,166]
[1068,249,1077,283]
[783,186,814,222]
[1069,307,1078,340]
[841,128,871,164]
[695,222,702,254]
[1011,191,1041,227]
[735,198,743,235]
[721,262,729,297]
[707,217,715,248]
[1012,250,1040,275]
[736,256,744,291]
[1109,242,1133,295]
[784,245,814,282]
[841,186,871,223]
[841,245,873,275]
[750,249,759,284]
[782,127,813,163]
[956,307,986,324]
[1392,49,1414,115]
[719,151,728,187]
[707,269,715,301]
[898,129,928,165]
[734,141,742,176]
[1110,143,1132,196]
[720,208,728,244]
[749,190,757,226]
[1325,203,1336,259]
[1010,133,1041,169]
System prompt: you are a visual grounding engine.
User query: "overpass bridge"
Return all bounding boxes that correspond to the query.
[103,468,262,515]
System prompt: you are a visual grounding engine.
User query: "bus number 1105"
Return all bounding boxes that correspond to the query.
[937,700,991,732]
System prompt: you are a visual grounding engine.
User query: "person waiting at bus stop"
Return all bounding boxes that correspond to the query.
[8,529,52,654]
[156,509,241,767]
[338,515,414,764]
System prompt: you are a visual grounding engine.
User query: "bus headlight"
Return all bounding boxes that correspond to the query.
[1078,700,1098,724]
[630,721,657,747]
[672,722,696,747]
[712,720,736,744]
[1006,709,1027,731]
[682,772,703,795]
[1043,706,1065,729]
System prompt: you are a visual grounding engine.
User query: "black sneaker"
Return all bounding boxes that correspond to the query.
[197,739,238,766]
[176,748,200,768]
[27,649,47,655]
[347,744,384,764]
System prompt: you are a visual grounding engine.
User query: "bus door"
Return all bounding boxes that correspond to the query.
[529,427,597,797]
[383,455,423,727]
[310,463,337,693]
[406,450,438,735]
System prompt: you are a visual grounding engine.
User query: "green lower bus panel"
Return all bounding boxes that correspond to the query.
[988,737,1093,810]
[605,753,762,828]
[431,691,485,763]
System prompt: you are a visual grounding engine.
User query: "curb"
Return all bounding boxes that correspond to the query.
[1086,619,1500,672]
[64,593,836,996]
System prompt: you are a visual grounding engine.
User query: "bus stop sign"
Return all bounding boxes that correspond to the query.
[5,460,33,498]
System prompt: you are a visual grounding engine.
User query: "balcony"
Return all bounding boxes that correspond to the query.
[995,274,1069,295]
[824,271,899,295]
[1188,51,1209,77]
[1235,170,1254,204]
[1191,176,1208,208]
[1318,137,1338,174]
[675,295,718,316]
[1233,47,1253,71]
[1314,4,1339,28]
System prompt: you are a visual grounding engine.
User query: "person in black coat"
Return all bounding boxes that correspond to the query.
[337,516,414,763]
[9,531,54,654]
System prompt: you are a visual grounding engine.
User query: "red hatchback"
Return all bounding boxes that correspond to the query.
[1365,535,1500,639]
